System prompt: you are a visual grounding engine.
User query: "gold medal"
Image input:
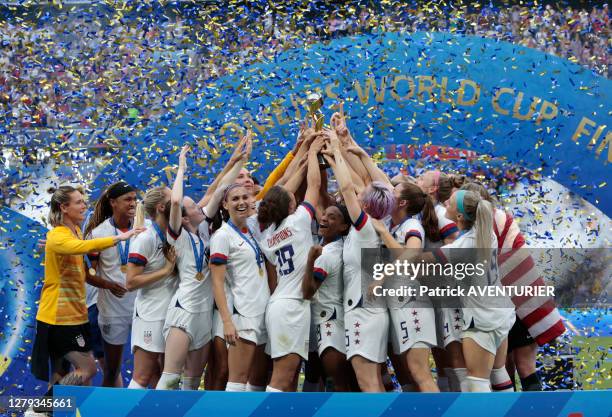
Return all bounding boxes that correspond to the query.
[258,267,263,277]
[121,264,128,273]
[88,267,96,276]
[195,271,204,281]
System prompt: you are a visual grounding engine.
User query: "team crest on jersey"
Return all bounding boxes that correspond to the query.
[144,330,152,344]
[75,334,85,348]
[102,324,111,335]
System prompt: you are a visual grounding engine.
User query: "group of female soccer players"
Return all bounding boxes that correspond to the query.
[33,108,548,396]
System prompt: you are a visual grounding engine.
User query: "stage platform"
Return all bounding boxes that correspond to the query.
[48,386,611,417]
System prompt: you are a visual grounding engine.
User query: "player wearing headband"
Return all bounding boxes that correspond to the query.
[202,133,261,391]
[209,183,270,392]
[157,143,249,390]
[461,182,565,392]
[84,181,139,387]
[126,186,177,389]
[435,190,515,392]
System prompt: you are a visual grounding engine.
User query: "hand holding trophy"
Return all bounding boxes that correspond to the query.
[306,92,329,168]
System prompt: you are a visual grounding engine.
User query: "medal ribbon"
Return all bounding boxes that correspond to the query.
[188,232,205,274]
[227,220,263,269]
[111,218,131,266]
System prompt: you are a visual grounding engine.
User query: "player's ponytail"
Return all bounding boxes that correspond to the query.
[421,194,441,243]
[84,187,113,238]
[144,186,173,260]
[438,173,465,204]
[457,190,493,263]
[257,185,291,228]
[397,182,440,242]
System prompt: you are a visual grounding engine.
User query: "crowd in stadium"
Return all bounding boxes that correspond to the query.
[0,2,609,132]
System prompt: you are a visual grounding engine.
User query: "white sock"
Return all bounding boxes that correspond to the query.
[156,372,181,390]
[437,376,450,392]
[446,368,467,392]
[181,376,201,391]
[302,380,320,392]
[491,367,513,392]
[401,383,418,392]
[225,382,246,392]
[246,383,266,392]
[127,379,145,389]
[265,385,282,392]
[465,376,491,392]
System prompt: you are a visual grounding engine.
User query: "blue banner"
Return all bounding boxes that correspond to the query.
[0,207,47,397]
[49,386,611,417]
[91,31,611,214]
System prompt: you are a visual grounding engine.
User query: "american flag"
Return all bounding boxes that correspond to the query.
[494,209,566,345]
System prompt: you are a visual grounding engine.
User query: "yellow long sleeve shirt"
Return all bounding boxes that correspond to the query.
[256,151,294,200]
[36,225,116,325]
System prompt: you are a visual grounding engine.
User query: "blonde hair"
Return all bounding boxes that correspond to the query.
[143,186,168,219]
[48,185,85,227]
[460,190,494,262]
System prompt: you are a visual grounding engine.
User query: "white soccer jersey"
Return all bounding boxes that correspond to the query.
[261,202,316,301]
[384,215,428,308]
[435,229,514,331]
[423,204,458,248]
[384,215,425,248]
[342,210,381,312]
[167,225,213,313]
[89,218,137,318]
[312,238,344,325]
[128,225,177,321]
[209,221,269,317]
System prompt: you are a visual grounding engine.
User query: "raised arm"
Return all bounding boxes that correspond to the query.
[283,155,308,194]
[203,134,251,217]
[47,227,138,256]
[255,125,308,200]
[346,145,390,186]
[331,107,371,185]
[325,129,362,223]
[304,138,323,207]
[169,145,189,234]
[198,133,248,208]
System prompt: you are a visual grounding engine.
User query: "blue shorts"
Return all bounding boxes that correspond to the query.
[88,304,105,359]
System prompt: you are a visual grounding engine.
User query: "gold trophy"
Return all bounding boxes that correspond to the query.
[306,92,329,168]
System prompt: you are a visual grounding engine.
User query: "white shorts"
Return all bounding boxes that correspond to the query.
[435,307,464,348]
[389,307,437,355]
[266,298,310,360]
[163,307,213,351]
[131,316,165,353]
[212,309,224,340]
[314,319,346,356]
[98,315,131,346]
[233,313,267,346]
[345,308,389,363]
[462,315,515,355]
